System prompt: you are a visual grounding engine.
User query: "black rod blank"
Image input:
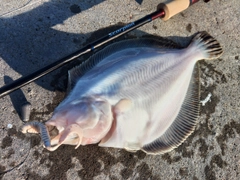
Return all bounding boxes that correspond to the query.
[0,10,165,98]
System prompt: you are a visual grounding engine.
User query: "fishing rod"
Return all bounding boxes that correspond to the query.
[0,0,203,98]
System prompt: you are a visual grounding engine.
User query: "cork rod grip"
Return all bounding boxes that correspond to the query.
[158,0,191,21]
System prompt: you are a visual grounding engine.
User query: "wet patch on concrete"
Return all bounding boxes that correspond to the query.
[2,148,15,159]
[135,162,159,180]
[204,154,227,180]
[0,165,6,174]
[0,125,32,178]
[33,150,40,160]
[7,126,25,140]
[119,152,137,179]
[9,161,16,167]
[0,168,5,179]
[161,153,182,164]
[211,154,227,168]
[175,140,194,158]
[194,138,209,159]
[179,167,189,177]
[204,165,216,180]
[25,145,153,179]
[135,151,146,160]
[109,175,118,180]
[29,135,41,148]
[117,150,146,179]
[216,120,240,155]
[25,169,42,180]
[1,136,12,149]
[193,176,199,180]
[28,145,108,179]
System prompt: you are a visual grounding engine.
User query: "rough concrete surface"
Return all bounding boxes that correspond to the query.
[0,0,239,179]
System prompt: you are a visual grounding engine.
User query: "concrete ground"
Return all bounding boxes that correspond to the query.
[0,0,239,179]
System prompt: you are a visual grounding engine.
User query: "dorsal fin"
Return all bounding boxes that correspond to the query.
[142,63,200,154]
[68,37,181,90]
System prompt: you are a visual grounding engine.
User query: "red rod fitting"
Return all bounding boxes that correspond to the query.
[151,10,165,20]
[190,0,200,5]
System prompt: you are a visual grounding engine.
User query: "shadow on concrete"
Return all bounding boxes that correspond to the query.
[0,0,106,92]
[0,0,192,95]
[4,76,30,121]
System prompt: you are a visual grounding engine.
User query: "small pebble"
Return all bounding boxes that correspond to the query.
[7,124,13,129]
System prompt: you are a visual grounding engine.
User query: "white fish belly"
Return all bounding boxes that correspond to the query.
[86,48,199,149]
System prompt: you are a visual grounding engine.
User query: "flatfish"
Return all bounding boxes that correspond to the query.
[22,31,223,154]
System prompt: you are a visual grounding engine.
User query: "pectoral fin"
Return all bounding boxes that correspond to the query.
[114,99,132,114]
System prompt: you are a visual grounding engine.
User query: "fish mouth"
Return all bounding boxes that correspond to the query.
[21,121,82,151]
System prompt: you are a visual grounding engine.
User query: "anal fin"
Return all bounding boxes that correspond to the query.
[142,63,200,154]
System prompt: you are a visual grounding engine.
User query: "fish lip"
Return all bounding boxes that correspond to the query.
[45,123,83,150]
[46,125,60,139]
[44,124,63,148]
[43,142,61,151]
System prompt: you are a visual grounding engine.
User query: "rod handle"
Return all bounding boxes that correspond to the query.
[158,0,199,21]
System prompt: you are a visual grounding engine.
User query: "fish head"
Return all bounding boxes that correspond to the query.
[45,97,113,151]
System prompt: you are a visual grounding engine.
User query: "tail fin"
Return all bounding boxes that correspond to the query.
[190,31,223,60]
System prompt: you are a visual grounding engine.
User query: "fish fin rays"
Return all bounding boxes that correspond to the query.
[142,63,200,154]
[190,31,223,60]
[67,38,182,91]
[67,67,83,92]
